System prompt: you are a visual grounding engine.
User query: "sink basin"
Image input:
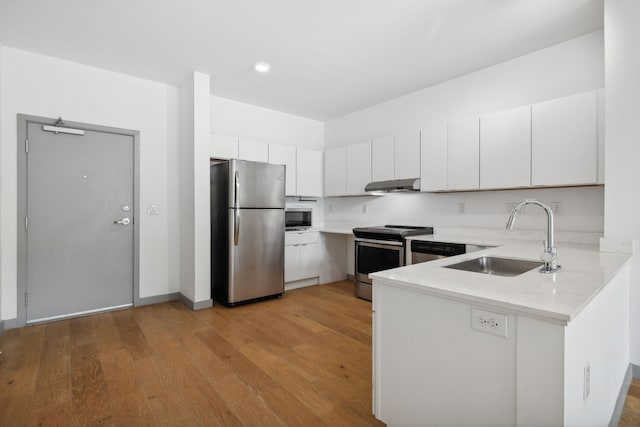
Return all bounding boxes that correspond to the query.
[443,256,543,277]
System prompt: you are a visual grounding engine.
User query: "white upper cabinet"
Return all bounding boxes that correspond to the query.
[238,138,269,163]
[480,106,531,189]
[210,133,238,159]
[394,130,421,179]
[532,91,597,186]
[447,119,479,191]
[296,148,323,197]
[268,144,297,196]
[324,147,347,196]
[371,136,395,182]
[420,124,448,192]
[347,141,372,195]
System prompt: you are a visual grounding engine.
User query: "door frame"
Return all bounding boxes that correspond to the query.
[17,114,140,327]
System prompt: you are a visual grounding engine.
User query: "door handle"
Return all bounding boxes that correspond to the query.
[234,210,240,246]
[114,217,131,226]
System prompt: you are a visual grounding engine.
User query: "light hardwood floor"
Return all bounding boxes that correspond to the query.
[620,378,640,426]
[0,280,385,426]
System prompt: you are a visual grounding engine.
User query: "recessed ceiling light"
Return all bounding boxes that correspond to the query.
[254,62,271,73]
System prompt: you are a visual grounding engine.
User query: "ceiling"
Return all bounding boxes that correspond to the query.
[0,0,603,121]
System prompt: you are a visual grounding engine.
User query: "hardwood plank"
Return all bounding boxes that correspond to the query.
[0,325,45,426]
[110,390,154,427]
[132,356,165,399]
[70,354,112,425]
[197,328,319,426]
[111,310,155,360]
[32,322,71,409]
[27,400,77,427]
[99,348,138,397]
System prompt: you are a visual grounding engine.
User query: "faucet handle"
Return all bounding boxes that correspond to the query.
[540,251,554,263]
[540,240,554,262]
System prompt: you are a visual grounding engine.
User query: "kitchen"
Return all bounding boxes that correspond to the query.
[1,1,640,426]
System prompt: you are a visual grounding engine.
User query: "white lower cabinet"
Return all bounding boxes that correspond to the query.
[285,231,320,283]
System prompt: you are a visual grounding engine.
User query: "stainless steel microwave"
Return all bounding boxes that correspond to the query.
[285,208,312,230]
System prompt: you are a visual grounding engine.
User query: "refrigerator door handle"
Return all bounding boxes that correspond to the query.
[234,171,240,245]
[234,171,239,209]
[234,209,240,246]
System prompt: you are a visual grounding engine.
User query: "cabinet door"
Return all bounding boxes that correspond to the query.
[238,138,269,163]
[480,106,531,189]
[210,134,238,159]
[372,136,395,182]
[447,119,479,190]
[395,130,421,179]
[532,91,597,186]
[420,124,447,192]
[296,148,323,197]
[324,147,347,196]
[284,245,299,282]
[298,243,319,279]
[269,144,297,196]
[347,141,372,195]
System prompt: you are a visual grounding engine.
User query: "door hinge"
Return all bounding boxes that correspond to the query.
[24,292,28,307]
[25,139,29,153]
[25,216,28,230]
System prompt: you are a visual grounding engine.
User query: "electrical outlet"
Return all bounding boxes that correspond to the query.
[362,204,367,214]
[584,362,590,400]
[458,202,465,214]
[551,201,562,215]
[471,308,508,338]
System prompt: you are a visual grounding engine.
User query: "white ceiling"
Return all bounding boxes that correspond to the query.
[0,0,603,121]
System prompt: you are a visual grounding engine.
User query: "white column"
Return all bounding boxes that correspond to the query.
[603,0,640,363]
[179,71,212,309]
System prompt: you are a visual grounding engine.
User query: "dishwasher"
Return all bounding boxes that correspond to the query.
[407,240,490,265]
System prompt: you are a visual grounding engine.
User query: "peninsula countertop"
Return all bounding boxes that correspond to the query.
[370,233,631,323]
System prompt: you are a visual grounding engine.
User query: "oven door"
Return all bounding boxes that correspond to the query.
[354,238,405,284]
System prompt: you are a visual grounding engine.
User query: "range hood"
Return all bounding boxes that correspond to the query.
[365,178,420,193]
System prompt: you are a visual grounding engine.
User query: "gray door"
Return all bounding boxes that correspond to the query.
[26,122,134,323]
[228,208,284,303]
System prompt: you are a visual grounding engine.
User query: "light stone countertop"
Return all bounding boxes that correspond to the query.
[371,233,631,324]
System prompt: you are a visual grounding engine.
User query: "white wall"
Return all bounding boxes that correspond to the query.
[604,0,640,366]
[0,47,181,320]
[325,31,604,148]
[0,43,3,322]
[326,187,604,233]
[211,96,324,150]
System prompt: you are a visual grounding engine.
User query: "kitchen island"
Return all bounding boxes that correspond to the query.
[370,234,631,427]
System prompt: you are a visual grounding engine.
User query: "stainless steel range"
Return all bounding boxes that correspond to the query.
[352,225,433,300]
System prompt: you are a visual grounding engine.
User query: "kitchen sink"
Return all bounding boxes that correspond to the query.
[443,256,543,277]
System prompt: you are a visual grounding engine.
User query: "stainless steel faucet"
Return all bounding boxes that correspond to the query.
[505,199,561,274]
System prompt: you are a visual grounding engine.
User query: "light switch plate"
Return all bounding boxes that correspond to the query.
[147,204,160,215]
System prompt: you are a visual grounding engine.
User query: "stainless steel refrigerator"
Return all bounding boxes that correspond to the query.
[210,159,286,306]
